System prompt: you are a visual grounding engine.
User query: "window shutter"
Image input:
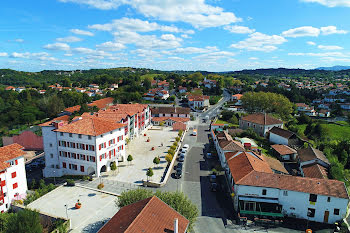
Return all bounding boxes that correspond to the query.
[104,142,106,148]
[99,144,101,150]
[11,172,16,178]
[100,155,102,161]
[114,149,116,157]
[109,141,111,146]
[92,145,95,151]
[117,137,119,142]
[122,145,124,150]
[122,135,123,140]
[13,183,18,189]
[113,139,115,144]
[15,160,18,165]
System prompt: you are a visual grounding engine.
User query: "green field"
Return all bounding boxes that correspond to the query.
[140,74,162,80]
[214,119,238,128]
[320,123,350,140]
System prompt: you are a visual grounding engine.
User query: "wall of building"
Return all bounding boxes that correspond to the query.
[269,133,288,145]
[42,126,60,177]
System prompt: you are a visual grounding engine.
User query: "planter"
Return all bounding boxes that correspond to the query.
[147,139,150,142]
[152,147,155,150]
[75,203,82,209]
[144,134,147,136]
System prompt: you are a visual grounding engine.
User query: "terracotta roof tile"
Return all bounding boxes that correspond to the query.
[54,118,125,136]
[151,107,190,115]
[263,155,288,174]
[98,196,189,233]
[297,147,330,165]
[241,113,282,126]
[271,144,297,155]
[0,144,25,171]
[302,163,328,179]
[39,115,70,127]
[64,105,81,113]
[87,97,114,109]
[219,140,245,152]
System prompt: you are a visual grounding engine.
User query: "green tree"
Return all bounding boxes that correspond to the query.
[146,168,154,181]
[63,78,72,87]
[127,154,133,166]
[165,154,173,164]
[6,209,43,233]
[111,161,117,174]
[153,157,160,168]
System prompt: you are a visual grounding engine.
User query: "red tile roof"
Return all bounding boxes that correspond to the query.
[302,163,328,179]
[241,113,283,126]
[152,117,190,123]
[188,95,209,101]
[269,127,295,139]
[271,144,297,155]
[64,105,81,113]
[98,196,189,233]
[88,97,114,109]
[263,155,288,174]
[54,118,125,136]
[297,147,329,165]
[232,94,243,99]
[39,115,70,127]
[172,122,187,131]
[0,144,25,171]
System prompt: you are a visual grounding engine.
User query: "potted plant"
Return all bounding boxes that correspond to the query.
[75,199,82,209]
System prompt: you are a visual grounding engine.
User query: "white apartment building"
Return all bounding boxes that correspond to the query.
[41,117,126,178]
[0,144,28,212]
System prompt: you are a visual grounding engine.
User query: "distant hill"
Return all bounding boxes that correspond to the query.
[316,66,350,71]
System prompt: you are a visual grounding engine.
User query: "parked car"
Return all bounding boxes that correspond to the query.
[206,152,212,159]
[181,147,188,153]
[178,155,185,162]
[175,169,182,179]
[176,162,183,172]
[183,144,189,149]
[210,174,217,183]
[179,151,186,157]
[211,183,218,192]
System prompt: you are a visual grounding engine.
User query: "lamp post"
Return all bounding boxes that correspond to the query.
[53,170,56,185]
[64,204,71,230]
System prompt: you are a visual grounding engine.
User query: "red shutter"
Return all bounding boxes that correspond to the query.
[122,145,124,150]
[104,142,106,148]
[1,180,5,186]
[109,151,111,159]
[109,141,111,146]
[117,137,119,142]
[113,139,115,144]
[13,183,18,189]
[100,155,102,161]
[15,160,18,165]
[63,162,66,168]
[92,145,95,151]
[11,172,16,178]
[80,166,84,172]
[122,135,123,140]
[99,144,102,150]
[114,149,116,157]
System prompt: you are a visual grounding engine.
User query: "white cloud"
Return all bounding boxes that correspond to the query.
[224,25,255,34]
[72,47,95,54]
[0,52,8,57]
[96,41,126,51]
[301,0,350,7]
[230,32,287,52]
[64,53,73,56]
[320,26,348,35]
[60,0,241,28]
[89,17,193,34]
[282,26,320,37]
[249,57,258,60]
[161,34,179,41]
[56,36,83,43]
[44,42,71,51]
[171,46,219,54]
[194,51,236,60]
[288,52,348,57]
[10,52,31,58]
[307,41,316,45]
[15,39,24,43]
[9,52,56,61]
[318,45,343,50]
[70,29,94,36]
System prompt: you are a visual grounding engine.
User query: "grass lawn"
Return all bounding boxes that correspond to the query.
[140,74,162,80]
[214,119,238,128]
[336,121,350,126]
[295,124,307,134]
[320,123,350,140]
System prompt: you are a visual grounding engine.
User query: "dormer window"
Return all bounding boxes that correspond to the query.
[60,132,63,136]
[78,134,82,139]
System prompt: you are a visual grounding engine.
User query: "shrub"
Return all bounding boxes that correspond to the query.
[97,183,104,190]
[82,176,89,181]
[175,136,180,142]
[165,154,173,164]
[12,199,23,205]
[178,130,183,137]
[66,179,75,186]
[170,145,176,151]
[168,149,175,156]
[111,161,117,171]
[173,141,178,147]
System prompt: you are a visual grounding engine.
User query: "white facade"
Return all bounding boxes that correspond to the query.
[239,120,283,137]
[0,156,27,212]
[235,184,348,224]
[42,124,126,178]
[269,133,288,145]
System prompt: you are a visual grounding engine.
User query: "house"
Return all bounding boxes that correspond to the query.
[109,84,119,90]
[269,127,300,147]
[38,90,46,94]
[224,150,349,224]
[151,117,190,127]
[143,88,170,100]
[40,117,126,178]
[2,131,43,151]
[89,84,99,89]
[297,147,330,169]
[75,87,86,93]
[15,87,25,93]
[318,109,330,118]
[98,196,189,233]
[178,86,187,94]
[203,78,217,88]
[301,163,328,179]
[263,155,288,174]
[5,86,15,91]
[187,95,210,110]
[151,107,190,118]
[271,144,297,161]
[0,144,28,212]
[239,113,283,137]
[295,103,317,116]
[231,94,243,102]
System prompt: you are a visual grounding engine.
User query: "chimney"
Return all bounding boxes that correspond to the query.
[174,218,178,233]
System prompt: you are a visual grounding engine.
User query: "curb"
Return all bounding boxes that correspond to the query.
[75,184,120,197]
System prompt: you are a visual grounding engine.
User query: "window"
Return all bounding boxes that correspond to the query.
[262,189,267,195]
[62,162,66,168]
[244,202,255,211]
[60,132,63,136]
[88,135,92,140]
[307,208,315,218]
[11,172,16,178]
[50,153,53,158]
[327,197,331,202]
[91,156,96,162]
[80,166,84,172]
[283,190,288,196]
[309,194,317,202]
[50,143,53,147]
[78,134,82,139]
[13,183,18,189]
[69,133,72,137]
[334,209,340,215]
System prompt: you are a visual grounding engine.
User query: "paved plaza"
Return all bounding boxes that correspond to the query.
[27,186,119,233]
[103,127,179,184]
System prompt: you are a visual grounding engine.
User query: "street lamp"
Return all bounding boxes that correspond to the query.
[64,204,71,230]
[53,170,56,185]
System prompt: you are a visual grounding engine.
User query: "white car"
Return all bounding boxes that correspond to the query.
[183,144,189,149]
[181,147,188,153]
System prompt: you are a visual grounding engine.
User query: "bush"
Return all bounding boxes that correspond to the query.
[170,145,176,151]
[178,130,183,137]
[165,154,173,164]
[97,183,104,190]
[6,209,43,233]
[175,136,180,142]
[66,179,75,186]
[12,199,23,205]
[173,141,178,147]
[82,176,89,181]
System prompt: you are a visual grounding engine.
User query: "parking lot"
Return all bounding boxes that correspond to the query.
[103,127,179,184]
[27,186,119,233]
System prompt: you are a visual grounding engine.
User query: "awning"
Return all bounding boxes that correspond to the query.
[239,196,279,204]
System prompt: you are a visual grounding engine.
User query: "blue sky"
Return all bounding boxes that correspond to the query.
[1,0,350,72]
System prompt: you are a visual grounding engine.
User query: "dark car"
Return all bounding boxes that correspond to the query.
[175,169,182,179]
[176,162,183,171]
[178,155,185,162]
[211,183,218,192]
